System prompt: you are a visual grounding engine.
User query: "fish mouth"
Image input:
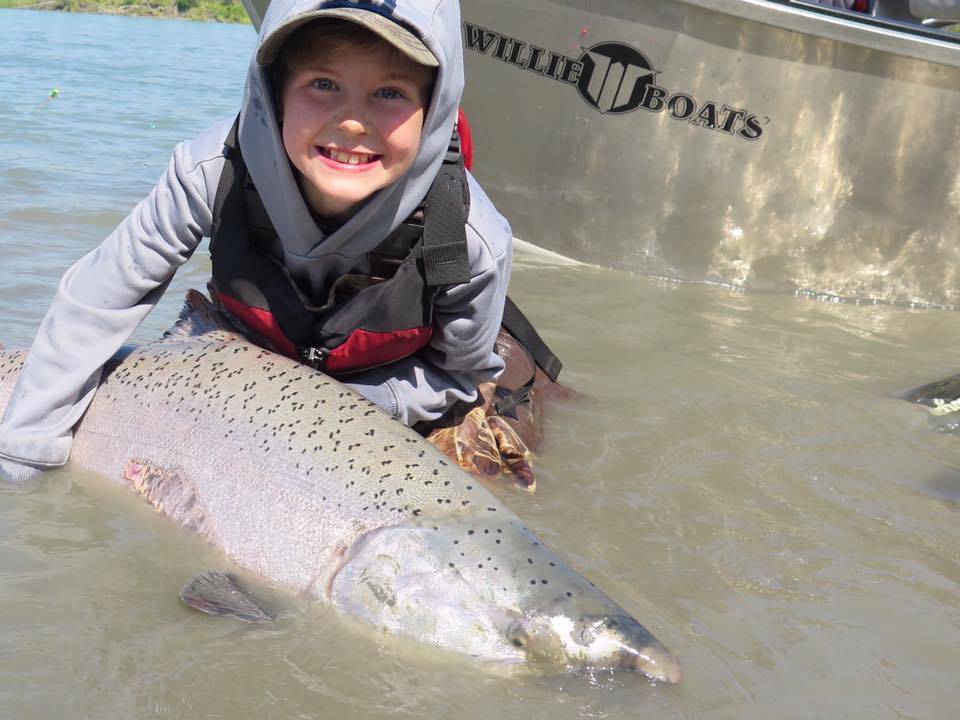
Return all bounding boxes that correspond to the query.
[619,642,683,684]
[601,615,682,682]
[541,613,682,682]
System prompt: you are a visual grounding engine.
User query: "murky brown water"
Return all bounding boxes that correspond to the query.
[2,9,959,720]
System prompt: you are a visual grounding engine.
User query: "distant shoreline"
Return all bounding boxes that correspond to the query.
[0,0,251,23]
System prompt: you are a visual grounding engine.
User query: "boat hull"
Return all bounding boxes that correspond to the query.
[460,0,960,306]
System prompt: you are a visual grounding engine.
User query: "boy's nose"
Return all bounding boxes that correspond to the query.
[338,117,367,136]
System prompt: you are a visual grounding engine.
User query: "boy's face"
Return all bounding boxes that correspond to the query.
[279,42,433,220]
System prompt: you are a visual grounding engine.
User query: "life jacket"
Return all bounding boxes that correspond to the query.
[209,117,561,382]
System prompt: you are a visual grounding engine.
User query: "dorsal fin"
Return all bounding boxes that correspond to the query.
[164,290,234,339]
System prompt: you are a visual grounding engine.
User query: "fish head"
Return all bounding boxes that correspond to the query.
[330,515,681,683]
[501,607,682,683]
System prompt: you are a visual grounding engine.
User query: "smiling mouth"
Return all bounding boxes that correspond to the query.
[318,147,381,166]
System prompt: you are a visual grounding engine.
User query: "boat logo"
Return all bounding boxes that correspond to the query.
[463,23,767,141]
[575,42,657,115]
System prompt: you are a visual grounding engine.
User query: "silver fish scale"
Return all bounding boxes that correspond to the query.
[0,307,513,595]
[0,352,25,406]
[1,336,605,609]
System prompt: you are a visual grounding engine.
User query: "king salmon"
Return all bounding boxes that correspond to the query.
[0,291,680,683]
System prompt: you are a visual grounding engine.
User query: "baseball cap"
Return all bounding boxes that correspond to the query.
[257,4,438,68]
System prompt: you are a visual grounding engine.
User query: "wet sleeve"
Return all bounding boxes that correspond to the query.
[0,143,218,467]
[346,223,511,426]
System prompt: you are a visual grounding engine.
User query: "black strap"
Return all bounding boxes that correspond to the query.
[501,296,562,382]
[209,115,241,244]
[421,159,472,287]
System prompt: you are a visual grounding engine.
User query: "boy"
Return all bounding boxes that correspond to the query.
[0,0,514,483]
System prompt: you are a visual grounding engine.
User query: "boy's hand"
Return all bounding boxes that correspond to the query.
[426,383,536,492]
[0,457,44,485]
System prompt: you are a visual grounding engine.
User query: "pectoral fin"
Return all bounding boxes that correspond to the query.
[179,570,273,623]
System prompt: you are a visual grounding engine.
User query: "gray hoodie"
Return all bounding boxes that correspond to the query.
[0,0,511,470]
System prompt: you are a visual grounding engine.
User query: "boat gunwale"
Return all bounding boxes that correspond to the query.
[679,0,960,69]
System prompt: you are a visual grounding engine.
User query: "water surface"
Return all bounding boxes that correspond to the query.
[1,9,959,720]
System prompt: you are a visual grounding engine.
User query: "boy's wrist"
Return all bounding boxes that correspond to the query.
[0,456,45,484]
[345,379,400,420]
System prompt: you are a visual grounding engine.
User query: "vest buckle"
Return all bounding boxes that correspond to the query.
[299,346,328,370]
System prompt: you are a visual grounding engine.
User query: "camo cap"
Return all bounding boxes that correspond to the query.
[257,3,439,68]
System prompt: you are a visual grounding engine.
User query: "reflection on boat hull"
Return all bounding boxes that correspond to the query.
[460,0,960,306]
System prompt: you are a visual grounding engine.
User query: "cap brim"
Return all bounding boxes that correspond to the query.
[257,8,438,68]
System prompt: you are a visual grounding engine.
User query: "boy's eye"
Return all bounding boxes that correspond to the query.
[375,87,407,100]
[310,78,336,91]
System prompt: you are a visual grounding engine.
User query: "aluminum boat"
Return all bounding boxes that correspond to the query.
[242,0,960,306]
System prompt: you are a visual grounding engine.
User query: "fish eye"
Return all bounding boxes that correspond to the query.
[505,622,530,650]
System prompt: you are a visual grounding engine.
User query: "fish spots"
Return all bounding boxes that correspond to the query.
[59,302,544,577]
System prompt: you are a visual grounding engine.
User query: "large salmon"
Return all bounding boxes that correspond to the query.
[0,292,680,682]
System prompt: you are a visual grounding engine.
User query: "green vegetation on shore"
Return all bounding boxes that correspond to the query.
[0,0,251,23]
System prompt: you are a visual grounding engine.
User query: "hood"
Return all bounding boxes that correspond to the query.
[238,0,464,298]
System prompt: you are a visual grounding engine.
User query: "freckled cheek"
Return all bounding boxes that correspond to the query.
[280,119,308,164]
[283,96,331,132]
[380,111,425,166]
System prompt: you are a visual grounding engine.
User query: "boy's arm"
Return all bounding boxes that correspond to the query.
[0,135,222,470]
[347,219,512,426]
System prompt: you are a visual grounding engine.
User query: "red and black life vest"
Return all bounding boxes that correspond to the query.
[209,117,561,382]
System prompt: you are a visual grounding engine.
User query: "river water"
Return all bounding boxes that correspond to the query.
[1,9,958,719]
